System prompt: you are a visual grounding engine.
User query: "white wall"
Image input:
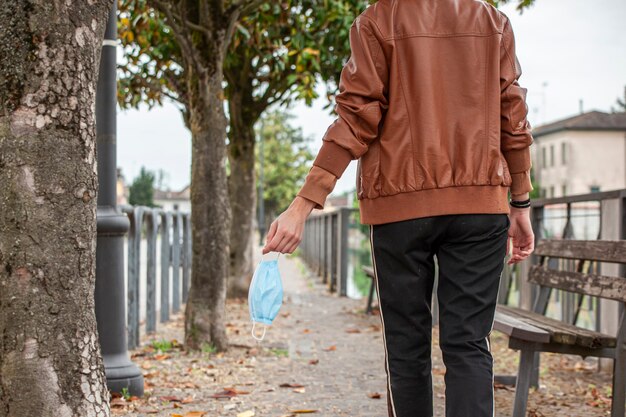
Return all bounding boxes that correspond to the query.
[533,129,626,197]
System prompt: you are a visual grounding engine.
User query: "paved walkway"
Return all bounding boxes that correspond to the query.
[117,254,613,417]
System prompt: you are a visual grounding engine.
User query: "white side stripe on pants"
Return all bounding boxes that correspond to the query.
[370,226,398,417]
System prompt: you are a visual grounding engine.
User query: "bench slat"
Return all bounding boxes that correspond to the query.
[529,265,626,302]
[535,239,626,263]
[496,305,616,348]
[494,308,551,343]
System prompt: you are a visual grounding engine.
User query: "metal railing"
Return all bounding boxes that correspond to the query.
[300,189,626,336]
[301,208,353,296]
[119,204,192,349]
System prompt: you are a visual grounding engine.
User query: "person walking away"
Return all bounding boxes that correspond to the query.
[262,1,535,416]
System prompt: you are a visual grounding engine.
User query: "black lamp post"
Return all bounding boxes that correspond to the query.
[94,3,144,396]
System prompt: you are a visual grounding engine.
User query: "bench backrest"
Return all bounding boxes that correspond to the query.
[528,239,626,303]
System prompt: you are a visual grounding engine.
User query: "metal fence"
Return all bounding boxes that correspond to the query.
[300,189,626,337]
[119,204,192,349]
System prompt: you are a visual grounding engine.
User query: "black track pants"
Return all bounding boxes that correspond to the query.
[369,213,510,417]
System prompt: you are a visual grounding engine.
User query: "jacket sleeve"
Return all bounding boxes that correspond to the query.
[297,16,389,209]
[500,15,534,196]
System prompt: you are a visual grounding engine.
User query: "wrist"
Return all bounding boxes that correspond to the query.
[511,192,530,202]
[291,195,316,216]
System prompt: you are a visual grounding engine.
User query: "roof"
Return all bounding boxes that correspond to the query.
[153,185,190,201]
[532,111,626,138]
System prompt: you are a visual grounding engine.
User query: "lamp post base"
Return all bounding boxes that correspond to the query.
[102,352,144,395]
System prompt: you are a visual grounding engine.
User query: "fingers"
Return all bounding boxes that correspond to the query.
[262,223,302,254]
[507,239,534,264]
[265,220,278,245]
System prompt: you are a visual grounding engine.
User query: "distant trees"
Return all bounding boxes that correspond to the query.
[256,111,314,230]
[129,166,156,207]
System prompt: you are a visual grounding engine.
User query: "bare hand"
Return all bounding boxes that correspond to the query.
[262,196,316,254]
[507,207,535,265]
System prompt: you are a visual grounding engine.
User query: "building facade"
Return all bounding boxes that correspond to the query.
[531,111,626,198]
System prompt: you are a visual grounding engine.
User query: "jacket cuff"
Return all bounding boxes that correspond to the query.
[502,147,532,174]
[312,140,354,178]
[510,170,534,196]
[297,165,339,210]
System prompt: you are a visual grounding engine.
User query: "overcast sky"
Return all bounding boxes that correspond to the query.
[117,0,626,196]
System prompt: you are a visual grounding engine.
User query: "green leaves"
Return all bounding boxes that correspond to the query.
[486,0,536,12]
[256,111,314,216]
[117,0,185,110]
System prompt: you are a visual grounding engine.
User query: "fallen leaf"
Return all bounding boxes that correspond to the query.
[110,398,127,408]
[184,412,206,417]
[323,345,336,352]
[223,387,250,395]
[289,410,318,414]
[293,387,306,393]
[154,353,171,361]
[308,359,319,365]
[345,329,361,334]
[367,392,382,399]
[210,389,239,399]
[237,411,255,417]
[279,383,305,388]
[160,395,184,402]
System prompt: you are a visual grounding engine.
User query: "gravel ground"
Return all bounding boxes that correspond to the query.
[113,253,614,417]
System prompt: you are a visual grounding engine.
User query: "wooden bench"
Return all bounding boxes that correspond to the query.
[494,239,626,417]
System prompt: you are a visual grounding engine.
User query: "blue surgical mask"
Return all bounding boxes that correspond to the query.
[248,253,283,341]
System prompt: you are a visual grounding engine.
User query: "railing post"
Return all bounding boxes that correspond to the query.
[160,212,172,323]
[599,196,625,371]
[338,208,350,296]
[145,209,159,334]
[316,216,322,277]
[127,206,145,349]
[326,214,334,292]
[321,214,327,283]
[182,213,191,304]
[172,211,182,313]
[330,213,338,293]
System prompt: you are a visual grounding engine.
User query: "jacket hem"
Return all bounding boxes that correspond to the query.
[359,185,510,225]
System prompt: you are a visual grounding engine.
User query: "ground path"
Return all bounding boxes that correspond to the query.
[115,253,613,417]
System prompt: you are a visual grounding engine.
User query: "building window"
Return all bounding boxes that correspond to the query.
[561,184,567,196]
[590,185,601,193]
[542,147,547,168]
[561,142,567,165]
[550,145,555,167]
[550,185,555,197]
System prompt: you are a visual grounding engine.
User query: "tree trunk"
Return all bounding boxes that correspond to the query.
[0,1,113,416]
[227,92,257,298]
[184,67,231,351]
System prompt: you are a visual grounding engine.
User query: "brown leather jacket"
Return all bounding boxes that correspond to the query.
[297,0,534,225]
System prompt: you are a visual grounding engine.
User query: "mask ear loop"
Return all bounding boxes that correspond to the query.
[251,322,267,342]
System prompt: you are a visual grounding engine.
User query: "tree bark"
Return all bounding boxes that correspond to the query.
[0,1,113,416]
[227,91,257,298]
[184,66,231,351]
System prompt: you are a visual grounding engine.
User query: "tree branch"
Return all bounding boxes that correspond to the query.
[150,0,202,74]
[225,0,264,20]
